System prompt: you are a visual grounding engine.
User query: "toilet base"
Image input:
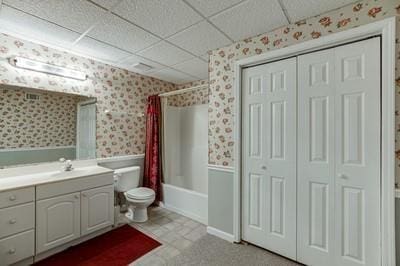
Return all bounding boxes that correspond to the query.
[125,206,148,223]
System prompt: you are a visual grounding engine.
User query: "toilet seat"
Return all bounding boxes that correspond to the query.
[126,187,155,200]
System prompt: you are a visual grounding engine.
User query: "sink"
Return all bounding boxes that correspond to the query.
[48,168,94,178]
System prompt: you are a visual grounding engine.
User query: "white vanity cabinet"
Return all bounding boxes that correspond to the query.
[36,192,81,254]
[81,185,114,236]
[0,165,114,265]
[35,173,114,255]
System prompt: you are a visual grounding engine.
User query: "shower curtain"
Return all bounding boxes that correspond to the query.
[143,95,162,204]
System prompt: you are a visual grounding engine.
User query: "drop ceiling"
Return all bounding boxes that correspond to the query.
[0,0,358,84]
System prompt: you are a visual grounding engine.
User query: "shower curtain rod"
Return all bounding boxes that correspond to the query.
[158,84,208,97]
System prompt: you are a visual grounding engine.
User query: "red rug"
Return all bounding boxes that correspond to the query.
[34,225,161,266]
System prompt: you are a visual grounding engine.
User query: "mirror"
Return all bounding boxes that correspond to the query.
[0,84,97,168]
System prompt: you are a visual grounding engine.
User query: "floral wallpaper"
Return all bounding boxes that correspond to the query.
[208,0,400,168]
[0,33,177,158]
[0,85,84,149]
[168,79,209,107]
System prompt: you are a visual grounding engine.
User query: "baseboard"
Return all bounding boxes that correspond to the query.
[160,202,207,225]
[206,226,235,242]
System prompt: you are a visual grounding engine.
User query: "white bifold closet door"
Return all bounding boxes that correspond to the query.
[242,57,297,260]
[242,37,381,266]
[297,37,380,266]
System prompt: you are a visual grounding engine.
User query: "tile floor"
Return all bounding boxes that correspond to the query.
[129,207,207,266]
[127,207,300,266]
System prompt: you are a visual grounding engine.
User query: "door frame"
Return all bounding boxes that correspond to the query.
[232,17,396,265]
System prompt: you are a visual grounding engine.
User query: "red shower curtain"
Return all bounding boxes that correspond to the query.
[143,95,162,204]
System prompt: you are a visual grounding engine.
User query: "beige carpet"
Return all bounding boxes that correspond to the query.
[167,234,303,266]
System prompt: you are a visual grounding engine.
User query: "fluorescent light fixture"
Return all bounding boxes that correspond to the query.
[9,56,87,81]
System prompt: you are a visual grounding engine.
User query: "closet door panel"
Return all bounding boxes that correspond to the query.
[298,49,335,266]
[334,37,381,266]
[242,68,268,247]
[242,57,297,260]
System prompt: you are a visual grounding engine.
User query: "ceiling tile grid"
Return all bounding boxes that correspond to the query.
[173,57,209,79]
[3,0,107,33]
[281,0,358,23]
[185,0,244,17]
[167,20,232,56]
[87,13,160,53]
[209,0,289,41]
[148,67,196,84]
[0,5,81,47]
[137,41,194,66]
[0,0,360,84]
[112,0,203,38]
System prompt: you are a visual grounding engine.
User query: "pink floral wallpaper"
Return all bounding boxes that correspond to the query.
[208,0,400,168]
[168,80,209,107]
[0,33,176,158]
[0,85,84,149]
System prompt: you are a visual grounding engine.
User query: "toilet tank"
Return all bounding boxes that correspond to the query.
[114,166,140,192]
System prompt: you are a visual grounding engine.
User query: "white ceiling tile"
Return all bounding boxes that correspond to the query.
[137,41,193,66]
[173,57,208,79]
[88,13,160,53]
[90,0,122,10]
[72,37,132,63]
[167,21,231,56]
[185,0,243,17]
[0,6,80,47]
[119,55,165,74]
[281,0,358,22]
[210,0,287,41]
[148,68,196,84]
[3,0,106,33]
[113,0,203,38]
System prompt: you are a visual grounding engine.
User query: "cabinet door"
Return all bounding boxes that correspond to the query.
[36,192,80,254]
[81,185,114,236]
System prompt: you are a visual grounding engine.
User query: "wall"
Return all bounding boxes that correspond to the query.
[208,0,400,167]
[207,0,400,235]
[0,33,176,158]
[169,79,209,107]
[0,85,83,149]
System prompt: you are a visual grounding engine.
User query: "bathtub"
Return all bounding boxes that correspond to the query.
[161,183,208,225]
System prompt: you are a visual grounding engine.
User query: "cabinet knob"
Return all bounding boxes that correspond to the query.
[9,195,16,201]
[82,193,87,197]
[8,248,16,255]
[261,165,267,170]
[74,195,79,199]
[338,173,348,179]
[9,219,16,225]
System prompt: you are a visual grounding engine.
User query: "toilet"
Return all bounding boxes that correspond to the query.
[113,166,155,222]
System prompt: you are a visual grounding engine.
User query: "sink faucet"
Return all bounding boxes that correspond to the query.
[59,158,73,171]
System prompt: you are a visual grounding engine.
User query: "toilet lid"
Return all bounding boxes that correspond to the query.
[126,187,155,200]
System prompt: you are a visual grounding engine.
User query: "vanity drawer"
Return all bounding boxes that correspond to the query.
[0,203,35,239]
[0,230,34,265]
[0,187,35,209]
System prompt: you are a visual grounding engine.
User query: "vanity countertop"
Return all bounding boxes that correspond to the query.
[0,165,114,192]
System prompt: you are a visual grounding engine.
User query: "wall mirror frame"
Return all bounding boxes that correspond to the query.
[0,84,97,168]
